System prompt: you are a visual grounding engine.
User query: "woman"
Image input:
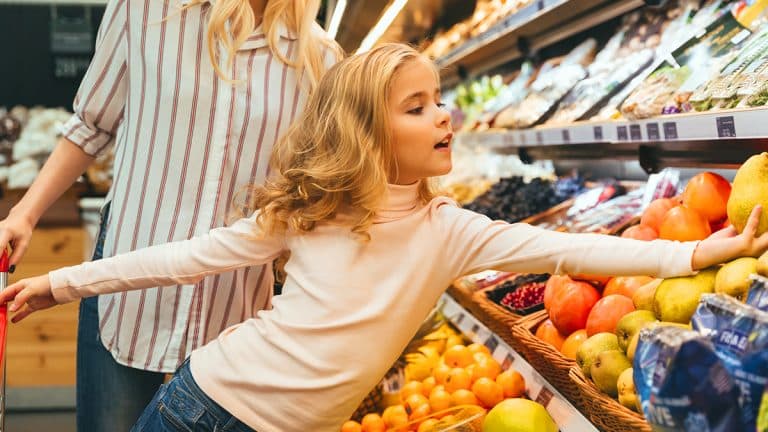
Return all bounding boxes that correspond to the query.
[0,0,341,429]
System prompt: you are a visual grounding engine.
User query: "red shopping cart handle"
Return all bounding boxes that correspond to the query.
[0,249,8,366]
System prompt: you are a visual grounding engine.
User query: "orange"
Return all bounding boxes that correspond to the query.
[682,171,731,223]
[441,414,456,423]
[471,377,504,408]
[472,352,493,364]
[433,362,451,385]
[429,385,445,399]
[451,389,480,406]
[603,276,654,299]
[421,376,436,396]
[360,413,386,432]
[443,345,473,368]
[400,381,424,402]
[471,357,501,382]
[658,205,711,241]
[417,418,439,432]
[404,393,429,414]
[496,370,526,398]
[381,405,409,428]
[560,329,588,360]
[467,343,491,356]
[641,198,678,233]
[444,368,472,393]
[429,388,452,412]
[408,401,431,422]
[534,319,566,351]
[341,420,362,432]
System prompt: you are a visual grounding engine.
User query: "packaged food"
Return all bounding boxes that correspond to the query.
[484,273,550,315]
[691,293,768,431]
[634,325,743,431]
[747,274,768,312]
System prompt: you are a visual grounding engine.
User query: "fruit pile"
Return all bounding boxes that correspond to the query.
[341,338,542,432]
[487,274,550,313]
[464,177,565,223]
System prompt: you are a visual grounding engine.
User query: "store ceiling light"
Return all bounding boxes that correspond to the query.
[356,0,410,54]
[327,0,347,40]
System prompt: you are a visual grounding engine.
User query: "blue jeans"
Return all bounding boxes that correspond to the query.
[131,360,254,432]
[77,202,166,432]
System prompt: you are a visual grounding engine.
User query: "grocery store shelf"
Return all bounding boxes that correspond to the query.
[440,293,598,432]
[459,107,768,172]
[437,0,644,87]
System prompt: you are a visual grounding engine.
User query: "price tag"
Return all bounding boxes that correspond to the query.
[663,122,678,140]
[617,125,628,141]
[716,116,736,138]
[485,335,499,353]
[535,387,555,408]
[647,123,660,141]
[454,313,465,326]
[593,126,603,141]
[536,131,543,145]
[470,324,480,336]
[630,124,642,141]
[561,129,571,143]
[501,354,515,370]
[520,134,527,145]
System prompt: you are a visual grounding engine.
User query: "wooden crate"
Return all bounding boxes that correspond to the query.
[6,227,85,387]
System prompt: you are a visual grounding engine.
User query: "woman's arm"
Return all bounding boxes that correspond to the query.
[0,214,285,321]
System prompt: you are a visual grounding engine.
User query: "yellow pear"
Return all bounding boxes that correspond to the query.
[617,367,641,413]
[758,250,768,277]
[715,257,758,301]
[653,268,717,323]
[727,152,768,236]
[633,279,662,311]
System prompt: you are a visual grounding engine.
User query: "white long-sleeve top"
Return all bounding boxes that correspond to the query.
[49,183,698,430]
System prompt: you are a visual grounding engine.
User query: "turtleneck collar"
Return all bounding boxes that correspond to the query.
[374,182,422,223]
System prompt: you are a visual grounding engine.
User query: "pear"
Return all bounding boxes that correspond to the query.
[653,268,717,323]
[616,310,657,352]
[757,250,768,277]
[727,152,768,236]
[617,367,641,412]
[627,332,640,362]
[576,333,619,378]
[633,279,662,311]
[716,257,759,301]
[591,350,632,398]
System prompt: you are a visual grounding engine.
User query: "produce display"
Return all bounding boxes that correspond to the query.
[485,273,549,314]
[463,176,584,223]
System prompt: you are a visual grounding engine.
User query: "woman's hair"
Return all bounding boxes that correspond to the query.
[240,43,437,239]
[196,0,342,87]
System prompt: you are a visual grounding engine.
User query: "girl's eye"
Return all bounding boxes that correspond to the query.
[407,107,424,114]
[437,102,446,109]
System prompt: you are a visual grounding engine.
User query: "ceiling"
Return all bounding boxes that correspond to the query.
[334,0,476,53]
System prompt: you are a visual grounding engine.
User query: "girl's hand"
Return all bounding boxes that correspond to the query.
[0,275,56,322]
[0,211,35,266]
[692,205,768,270]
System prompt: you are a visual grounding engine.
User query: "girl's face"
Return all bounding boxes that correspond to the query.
[388,58,453,185]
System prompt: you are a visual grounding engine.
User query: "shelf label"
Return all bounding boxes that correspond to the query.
[617,125,628,141]
[470,324,480,336]
[535,387,555,408]
[663,122,678,140]
[485,335,499,353]
[501,354,515,370]
[593,126,603,141]
[647,123,660,140]
[520,134,527,145]
[716,116,736,137]
[502,132,515,146]
[630,124,642,141]
[561,129,571,143]
[536,131,543,145]
[455,313,465,325]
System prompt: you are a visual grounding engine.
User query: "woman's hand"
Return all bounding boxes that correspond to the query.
[692,205,768,270]
[0,275,56,322]
[0,211,35,267]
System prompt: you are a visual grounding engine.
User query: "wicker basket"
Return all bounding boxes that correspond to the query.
[510,311,587,412]
[569,366,651,432]
[446,284,486,320]
[470,289,524,354]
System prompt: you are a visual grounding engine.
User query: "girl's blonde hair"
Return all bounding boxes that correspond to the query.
[242,43,436,239]
[197,0,342,87]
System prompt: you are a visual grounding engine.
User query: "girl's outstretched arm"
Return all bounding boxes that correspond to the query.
[444,204,768,279]
[0,213,285,322]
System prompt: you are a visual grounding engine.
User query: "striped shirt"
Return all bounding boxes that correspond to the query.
[62,0,337,372]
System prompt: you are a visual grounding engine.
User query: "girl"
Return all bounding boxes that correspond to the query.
[2,43,767,431]
[0,0,341,429]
